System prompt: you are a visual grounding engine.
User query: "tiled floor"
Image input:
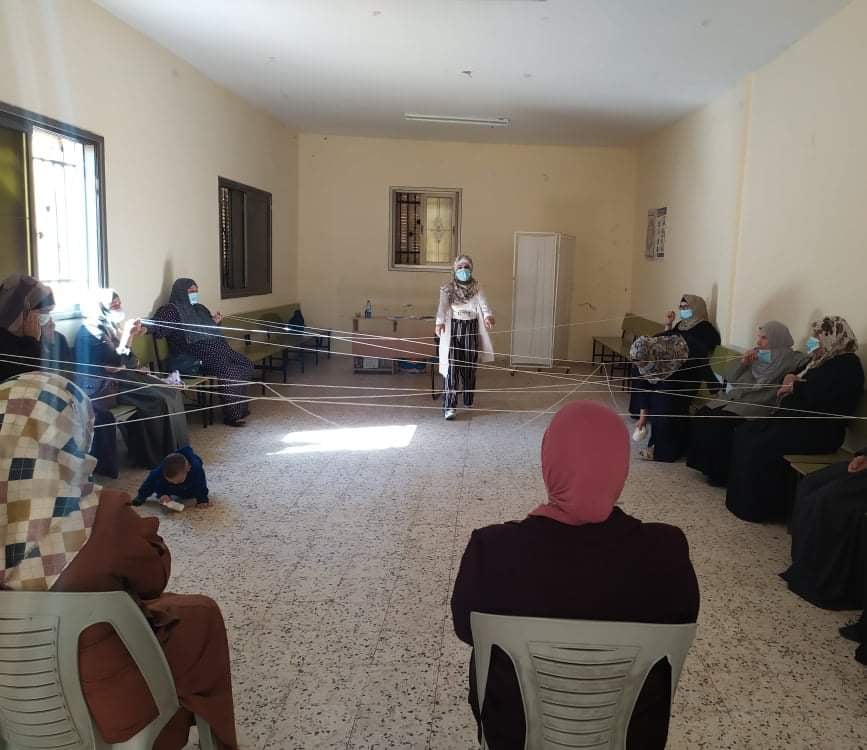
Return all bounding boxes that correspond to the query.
[103,358,867,749]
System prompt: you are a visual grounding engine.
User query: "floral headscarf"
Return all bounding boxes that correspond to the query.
[441,255,480,305]
[629,334,689,383]
[0,372,100,591]
[798,316,858,376]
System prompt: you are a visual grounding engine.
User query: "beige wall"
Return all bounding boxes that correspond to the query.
[631,81,751,336]
[0,0,298,318]
[631,0,867,354]
[298,134,636,360]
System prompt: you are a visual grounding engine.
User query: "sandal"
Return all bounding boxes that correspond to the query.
[638,447,655,461]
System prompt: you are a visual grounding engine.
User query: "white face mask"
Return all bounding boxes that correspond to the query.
[38,313,52,327]
[108,309,125,324]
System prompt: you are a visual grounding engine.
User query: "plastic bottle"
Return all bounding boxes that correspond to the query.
[363,300,372,318]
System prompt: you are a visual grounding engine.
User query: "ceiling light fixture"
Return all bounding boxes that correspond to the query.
[404,113,511,127]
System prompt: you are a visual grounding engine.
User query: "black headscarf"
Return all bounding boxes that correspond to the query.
[168,278,213,344]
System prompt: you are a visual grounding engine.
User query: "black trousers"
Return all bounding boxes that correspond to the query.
[443,318,479,410]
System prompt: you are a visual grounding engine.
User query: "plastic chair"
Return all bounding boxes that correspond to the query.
[470,612,697,750]
[0,590,216,750]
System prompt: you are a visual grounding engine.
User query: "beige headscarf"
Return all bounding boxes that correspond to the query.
[0,274,55,336]
[441,254,480,305]
[798,316,858,376]
[674,294,709,332]
[0,372,100,591]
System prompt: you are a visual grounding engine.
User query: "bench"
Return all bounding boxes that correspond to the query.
[229,305,331,371]
[148,334,216,428]
[591,314,662,387]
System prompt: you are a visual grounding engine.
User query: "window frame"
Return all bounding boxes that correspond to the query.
[387,186,462,272]
[0,100,109,308]
[217,176,273,300]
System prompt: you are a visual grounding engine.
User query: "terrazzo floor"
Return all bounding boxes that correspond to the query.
[102,358,867,749]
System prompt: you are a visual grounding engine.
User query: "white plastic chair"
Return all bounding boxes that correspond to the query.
[0,590,216,750]
[471,612,697,750]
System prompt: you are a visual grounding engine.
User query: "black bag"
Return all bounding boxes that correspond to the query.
[167,352,203,376]
[287,309,305,334]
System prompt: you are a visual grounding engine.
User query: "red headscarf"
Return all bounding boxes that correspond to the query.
[529,401,630,525]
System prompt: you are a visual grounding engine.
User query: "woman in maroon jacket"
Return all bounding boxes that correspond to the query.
[0,372,237,749]
[451,401,700,750]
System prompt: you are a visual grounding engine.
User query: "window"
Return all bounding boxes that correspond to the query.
[0,101,107,312]
[389,187,461,271]
[218,177,272,299]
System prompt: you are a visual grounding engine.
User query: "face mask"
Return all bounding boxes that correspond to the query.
[38,313,52,327]
[678,308,693,320]
[806,336,821,354]
[108,309,125,324]
[188,292,199,306]
[455,269,472,283]
[756,349,772,364]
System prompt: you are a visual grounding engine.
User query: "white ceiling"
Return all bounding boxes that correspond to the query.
[95,0,850,146]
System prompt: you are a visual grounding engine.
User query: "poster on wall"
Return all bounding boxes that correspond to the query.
[645,207,668,259]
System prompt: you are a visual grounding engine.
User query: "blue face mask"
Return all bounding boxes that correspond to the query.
[38,313,52,327]
[806,336,821,354]
[188,292,199,306]
[678,308,694,320]
[455,269,472,283]
[756,349,772,364]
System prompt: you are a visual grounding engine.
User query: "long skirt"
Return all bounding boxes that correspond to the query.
[190,340,255,422]
[632,378,695,463]
[92,407,119,478]
[725,420,845,523]
[117,371,190,468]
[686,407,744,486]
[781,461,867,610]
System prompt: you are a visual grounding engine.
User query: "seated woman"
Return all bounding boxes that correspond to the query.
[0,273,55,380]
[781,449,867,609]
[451,401,700,750]
[629,294,721,417]
[687,321,804,486]
[74,289,189,468]
[0,372,237,749]
[152,278,254,427]
[727,316,864,523]
[0,275,121,477]
[629,334,691,461]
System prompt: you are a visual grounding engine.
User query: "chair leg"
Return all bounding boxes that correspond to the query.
[282,351,288,383]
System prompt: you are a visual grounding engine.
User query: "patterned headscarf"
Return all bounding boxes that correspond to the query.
[629,334,689,383]
[441,254,480,305]
[168,278,212,344]
[529,401,630,525]
[0,274,55,336]
[798,316,858,376]
[0,372,100,591]
[674,294,710,332]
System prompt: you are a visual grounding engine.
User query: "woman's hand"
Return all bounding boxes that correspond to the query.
[741,349,758,365]
[212,311,223,325]
[848,455,867,474]
[435,324,445,337]
[776,374,799,398]
[23,310,42,341]
[130,319,145,338]
[665,310,676,328]
[484,316,495,330]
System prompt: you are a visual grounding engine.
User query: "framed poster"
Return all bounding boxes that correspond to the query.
[645,207,667,260]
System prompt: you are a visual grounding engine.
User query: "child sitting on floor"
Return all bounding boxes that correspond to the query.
[132,445,210,512]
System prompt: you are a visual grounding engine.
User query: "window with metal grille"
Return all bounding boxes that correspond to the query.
[218,177,272,299]
[0,101,107,314]
[389,187,461,271]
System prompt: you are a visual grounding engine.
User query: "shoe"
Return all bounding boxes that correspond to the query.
[444,409,456,420]
[131,497,145,507]
[632,425,647,442]
[638,447,654,461]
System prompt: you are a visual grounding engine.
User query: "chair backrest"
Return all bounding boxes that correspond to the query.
[470,613,697,750]
[130,332,156,370]
[152,335,171,372]
[0,591,179,750]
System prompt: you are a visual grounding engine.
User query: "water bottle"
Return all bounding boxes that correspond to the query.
[363,300,372,319]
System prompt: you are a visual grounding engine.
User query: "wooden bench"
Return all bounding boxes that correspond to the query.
[230,304,331,371]
[148,335,216,428]
[591,314,662,387]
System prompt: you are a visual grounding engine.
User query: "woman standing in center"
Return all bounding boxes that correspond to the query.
[435,255,495,420]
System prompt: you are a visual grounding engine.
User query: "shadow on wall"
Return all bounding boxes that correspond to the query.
[745,283,811,347]
[708,282,719,326]
[150,259,175,316]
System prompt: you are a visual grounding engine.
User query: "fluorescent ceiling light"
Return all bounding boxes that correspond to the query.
[404,113,511,128]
